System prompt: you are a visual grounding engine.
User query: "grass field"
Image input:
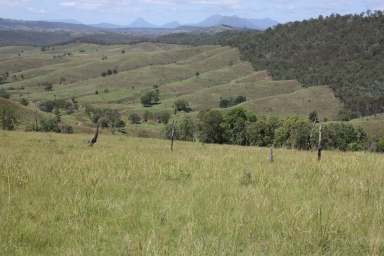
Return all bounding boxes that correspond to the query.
[0,43,345,133]
[1,131,384,255]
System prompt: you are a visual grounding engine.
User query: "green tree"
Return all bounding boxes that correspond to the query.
[377,137,384,152]
[20,98,29,106]
[223,108,249,145]
[1,108,17,130]
[308,111,319,123]
[174,99,192,113]
[128,113,141,124]
[0,88,10,99]
[143,110,153,122]
[197,110,224,144]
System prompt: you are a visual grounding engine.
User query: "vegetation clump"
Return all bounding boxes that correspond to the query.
[219,96,246,108]
[141,87,160,107]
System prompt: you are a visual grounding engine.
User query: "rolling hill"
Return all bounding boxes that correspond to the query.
[0,42,346,135]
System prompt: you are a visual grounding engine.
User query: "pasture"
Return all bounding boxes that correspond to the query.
[1,131,384,255]
[0,43,343,133]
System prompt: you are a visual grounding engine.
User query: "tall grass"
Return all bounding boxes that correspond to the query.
[1,131,384,255]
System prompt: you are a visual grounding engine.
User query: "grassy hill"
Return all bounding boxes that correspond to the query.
[1,42,344,134]
[0,98,45,126]
[1,131,384,255]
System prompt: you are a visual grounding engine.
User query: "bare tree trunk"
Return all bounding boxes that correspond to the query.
[170,120,175,152]
[318,124,323,161]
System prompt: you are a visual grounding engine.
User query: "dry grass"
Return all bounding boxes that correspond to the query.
[1,131,384,255]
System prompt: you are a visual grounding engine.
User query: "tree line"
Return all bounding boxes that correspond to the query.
[165,108,384,152]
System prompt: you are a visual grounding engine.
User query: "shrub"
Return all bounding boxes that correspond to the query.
[197,110,225,144]
[38,100,56,113]
[308,111,319,123]
[0,88,10,99]
[219,96,246,108]
[141,89,160,107]
[143,110,153,122]
[128,113,141,124]
[155,111,171,124]
[20,98,29,106]
[174,99,192,113]
[1,108,17,130]
[376,137,384,153]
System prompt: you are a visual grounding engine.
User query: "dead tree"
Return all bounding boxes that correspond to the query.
[317,124,323,161]
[89,123,100,146]
[170,120,175,152]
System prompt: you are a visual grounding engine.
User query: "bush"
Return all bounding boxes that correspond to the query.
[174,99,192,113]
[128,113,141,124]
[197,110,225,144]
[38,100,56,113]
[219,96,246,108]
[1,108,17,130]
[155,111,171,124]
[141,89,160,107]
[0,88,10,99]
[308,111,319,123]
[20,98,29,106]
[376,137,384,153]
[39,118,60,133]
[143,110,153,122]
[222,108,249,145]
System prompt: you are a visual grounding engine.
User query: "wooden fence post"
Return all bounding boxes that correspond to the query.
[269,146,274,162]
[318,124,323,161]
[170,120,175,152]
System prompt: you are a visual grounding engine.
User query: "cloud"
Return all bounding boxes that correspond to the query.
[58,0,240,9]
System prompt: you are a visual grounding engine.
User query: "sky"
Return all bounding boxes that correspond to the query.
[0,0,383,25]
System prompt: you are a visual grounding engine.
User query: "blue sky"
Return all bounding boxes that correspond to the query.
[0,0,383,25]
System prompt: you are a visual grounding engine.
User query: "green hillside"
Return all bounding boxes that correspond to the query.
[1,42,344,134]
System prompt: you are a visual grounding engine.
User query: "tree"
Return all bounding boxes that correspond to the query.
[178,116,195,141]
[308,111,319,123]
[197,110,225,144]
[222,108,249,145]
[39,118,60,133]
[20,98,29,106]
[38,100,56,113]
[128,113,141,124]
[174,99,192,113]
[165,116,195,141]
[247,116,279,147]
[377,137,384,152]
[143,110,153,122]
[141,89,160,107]
[219,96,246,108]
[0,88,10,99]
[1,108,17,130]
[155,111,171,124]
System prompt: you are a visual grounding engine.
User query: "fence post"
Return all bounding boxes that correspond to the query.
[170,120,175,152]
[269,146,274,162]
[318,124,322,161]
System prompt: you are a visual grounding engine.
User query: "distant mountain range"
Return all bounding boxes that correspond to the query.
[196,15,278,30]
[125,15,278,29]
[0,14,278,32]
[0,15,278,46]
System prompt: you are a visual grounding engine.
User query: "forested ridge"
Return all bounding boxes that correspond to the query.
[157,11,384,117]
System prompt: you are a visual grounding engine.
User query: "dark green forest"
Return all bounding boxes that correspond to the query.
[158,11,384,117]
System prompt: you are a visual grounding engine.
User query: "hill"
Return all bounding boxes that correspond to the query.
[157,11,384,118]
[196,15,278,30]
[0,42,344,133]
[0,97,45,126]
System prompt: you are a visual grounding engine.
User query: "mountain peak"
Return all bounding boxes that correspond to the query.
[130,18,156,28]
[197,15,278,30]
